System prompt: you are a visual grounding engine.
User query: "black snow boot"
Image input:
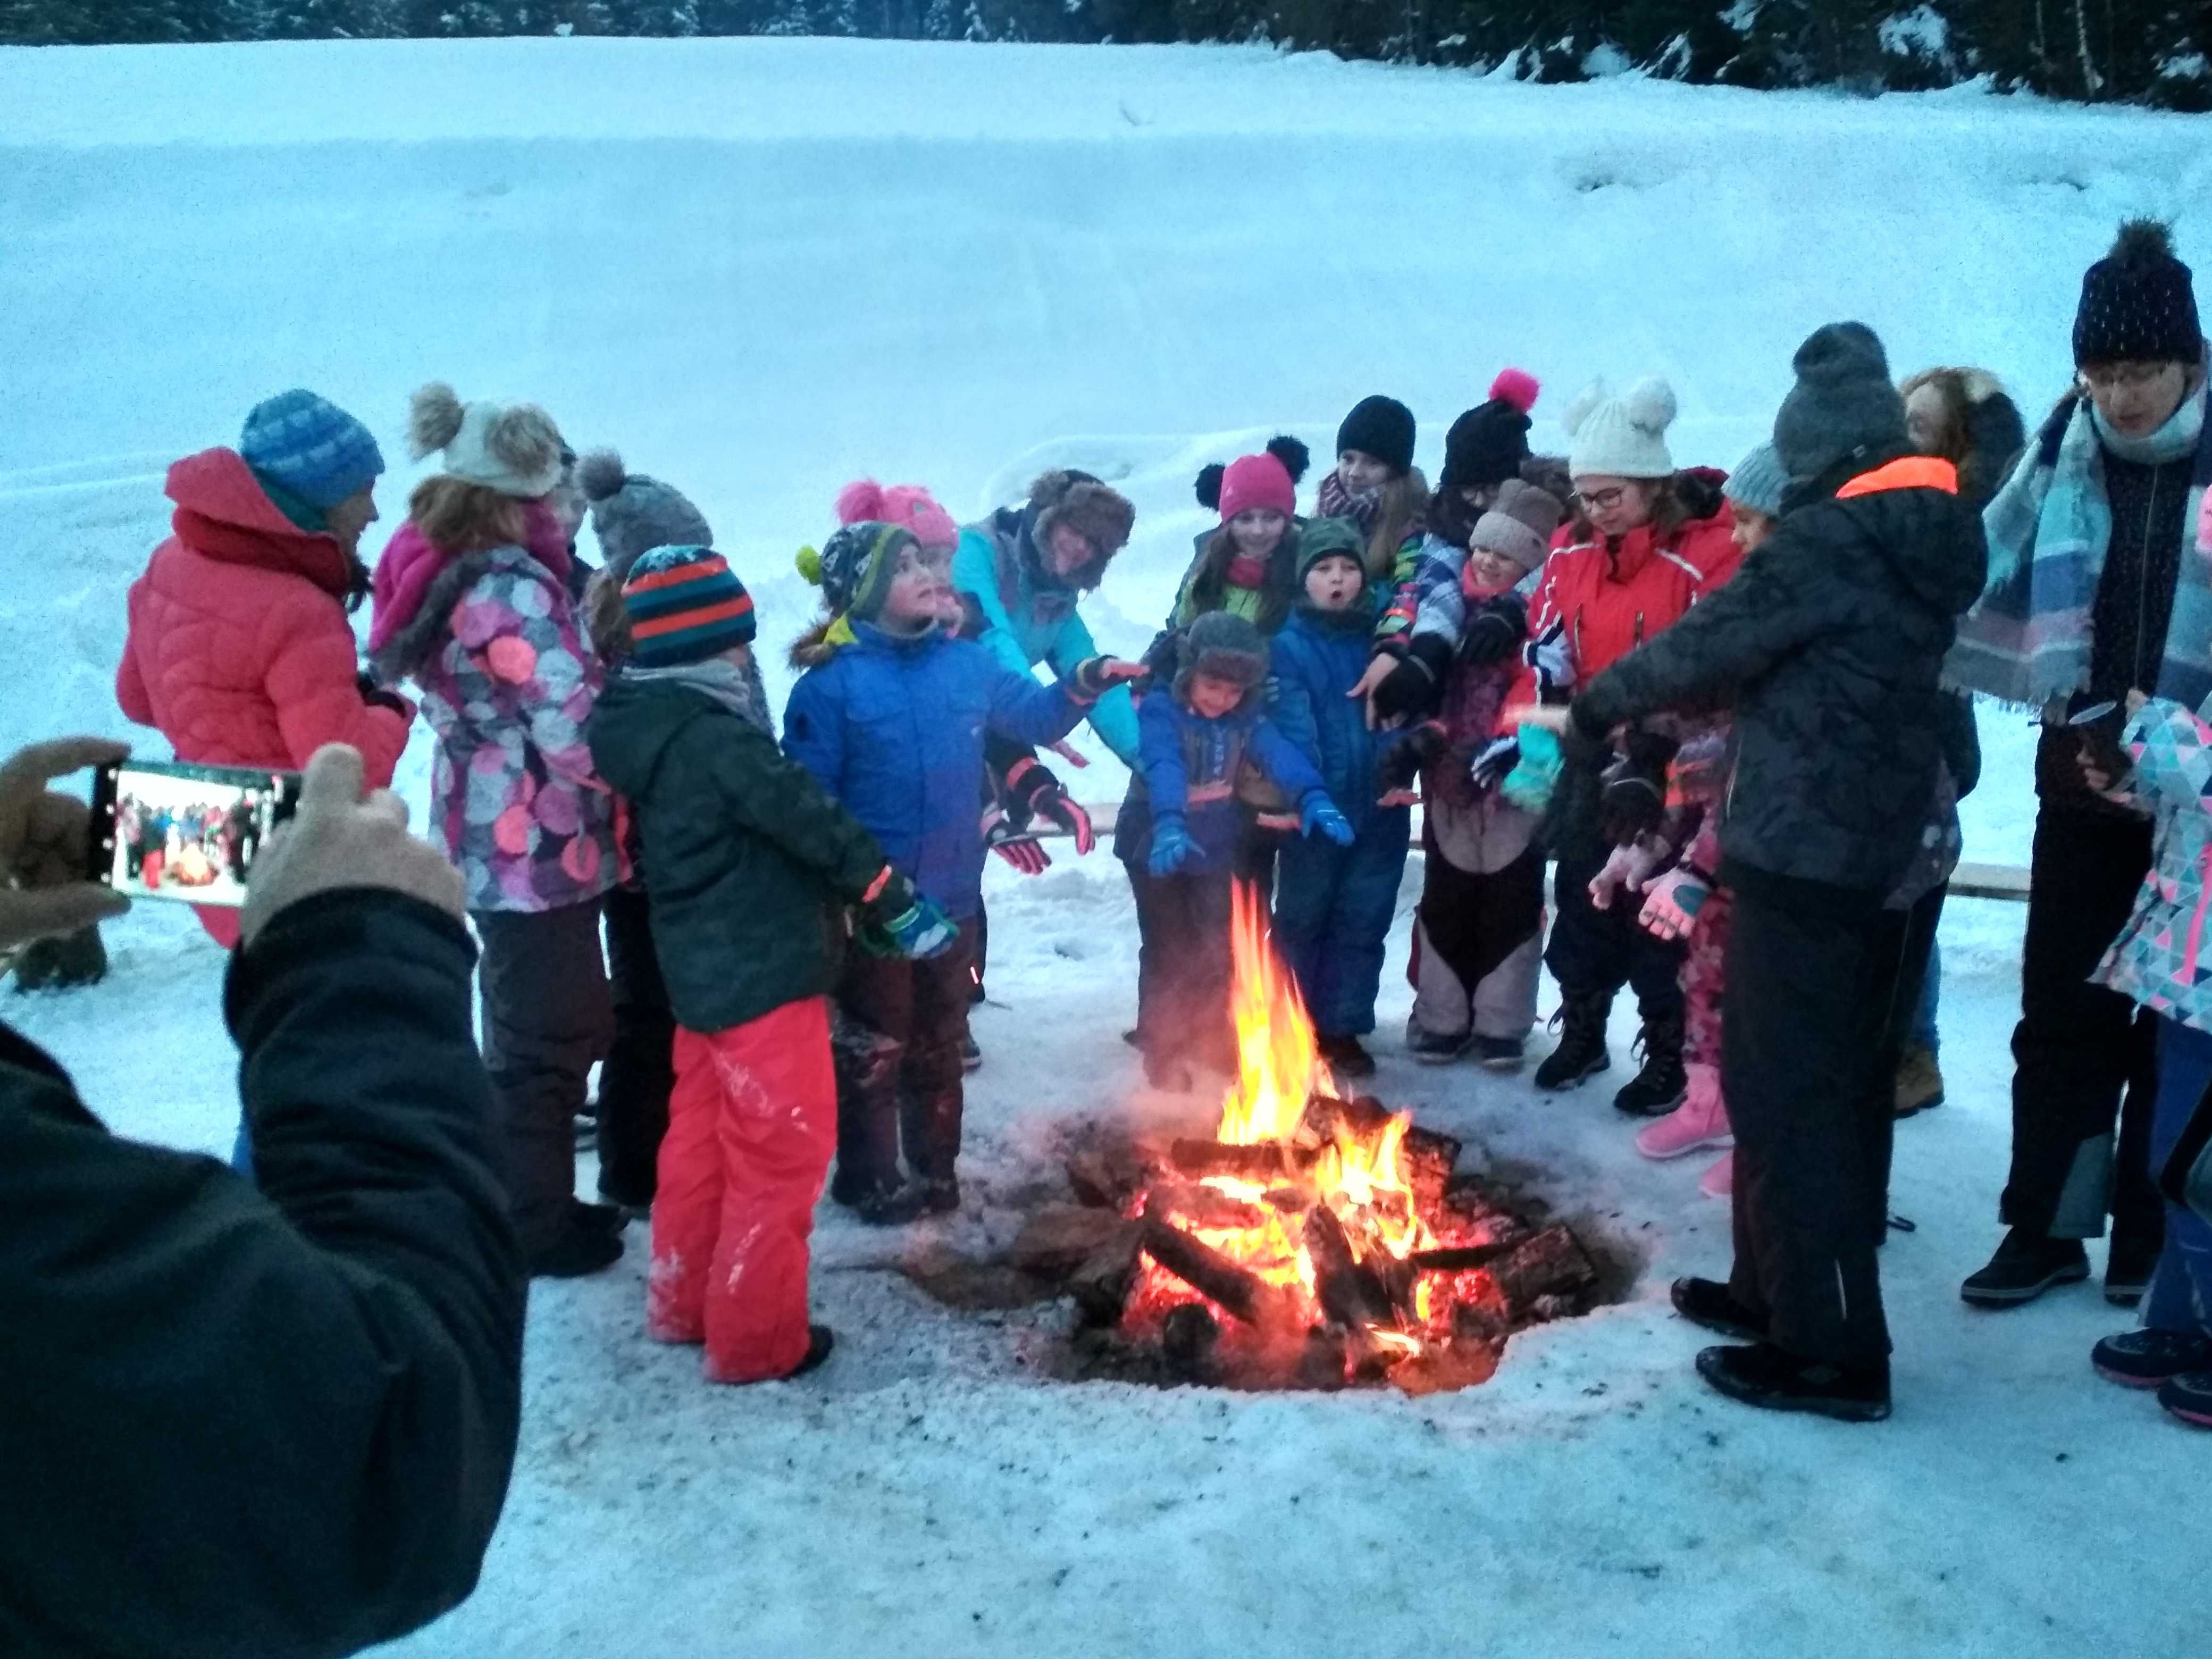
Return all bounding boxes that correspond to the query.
[1959,1227,2090,1308]
[1671,1276,1768,1343]
[1695,1342,1891,1422]
[1534,991,1613,1092]
[1613,1011,1687,1118]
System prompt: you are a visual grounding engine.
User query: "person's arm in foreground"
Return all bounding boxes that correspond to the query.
[0,743,524,1659]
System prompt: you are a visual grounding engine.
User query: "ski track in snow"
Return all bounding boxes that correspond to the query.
[0,34,2202,1658]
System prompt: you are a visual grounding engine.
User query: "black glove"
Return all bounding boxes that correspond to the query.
[1459,593,1529,669]
[1378,721,1447,796]
[356,671,411,717]
[1597,727,1679,845]
[1371,635,1452,727]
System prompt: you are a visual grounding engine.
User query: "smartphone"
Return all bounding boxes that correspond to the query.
[87,759,302,909]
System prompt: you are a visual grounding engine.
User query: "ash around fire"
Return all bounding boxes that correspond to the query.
[897,1112,1640,1397]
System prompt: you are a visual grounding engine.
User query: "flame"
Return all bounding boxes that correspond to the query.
[1127,882,1501,1379]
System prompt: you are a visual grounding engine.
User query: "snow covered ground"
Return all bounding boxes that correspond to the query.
[2,34,2206,1658]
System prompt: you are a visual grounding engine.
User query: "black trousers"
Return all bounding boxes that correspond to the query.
[1545,841,1686,1023]
[831,932,976,1195]
[475,902,614,1256]
[1127,862,1236,1069]
[596,884,675,1209]
[1723,868,1909,1369]
[2005,803,2164,1247]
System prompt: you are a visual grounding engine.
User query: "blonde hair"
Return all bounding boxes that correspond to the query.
[1899,368,1976,465]
[1366,466,1429,579]
[408,475,529,556]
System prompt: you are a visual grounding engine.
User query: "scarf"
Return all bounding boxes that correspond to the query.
[1316,469,1379,533]
[623,655,773,735]
[1947,381,2211,709]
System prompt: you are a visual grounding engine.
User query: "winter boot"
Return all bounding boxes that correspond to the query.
[1893,1045,1945,1117]
[961,1032,983,1073]
[2091,1328,2212,1388]
[1960,1227,2090,1307]
[1613,1010,1687,1118]
[1698,1150,1735,1199]
[1318,1034,1377,1080]
[1474,1034,1527,1071]
[1405,1024,1477,1065]
[1636,1062,1733,1160]
[2158,1371,2212,1428]
[10,923,107,992]
[1695,1342,1891,1423]
[2105,1233,2162,1308]
[1671,1276,1767,1342]
[529,1216,625,1279]
[1534,991,1613,1092]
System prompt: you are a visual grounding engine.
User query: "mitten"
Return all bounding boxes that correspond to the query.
[1069,656,1147,702]
[1007,757,1095,854]
[1638,865,1713,943]
[1501,725,1563,814]
[1147,812,1199,877]
[861,868,960,959]
[1459,593,1529,669]
[1300,792,1355,846]
[1527,616,1574,701]
[984,810,1051,876]
[1370,635,1452,726]
[1470,733,1521,794]
[356,671,413,718]
[1598,731,1677,845]
[1379,721,1447,797]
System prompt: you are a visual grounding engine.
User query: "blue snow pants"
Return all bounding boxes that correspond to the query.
[1273,821,1411,1040]
[2146,1016,2212,1337]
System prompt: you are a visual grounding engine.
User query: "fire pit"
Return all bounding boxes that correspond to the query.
[1011,886,1601,1395]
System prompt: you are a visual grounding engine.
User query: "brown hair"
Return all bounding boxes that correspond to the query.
[408,475,529,557]
[582,567,631,667]
[1899,367,1975,465]
[1570,475,1689,544]
[1187,522,1297,635]
[1365,466,1429,579]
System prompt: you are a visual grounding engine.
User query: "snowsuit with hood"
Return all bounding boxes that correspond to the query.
[370,508,619,1261]
[589,661,892,1381]
[1573,443,1987,1370]
[118,447,414,950]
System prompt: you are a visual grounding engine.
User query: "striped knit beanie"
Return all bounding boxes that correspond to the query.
[621,546,756,667]
[796,520,913,625]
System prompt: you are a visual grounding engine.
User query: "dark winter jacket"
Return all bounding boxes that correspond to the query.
[783,620,1088,919]
[0,891,523,1659]
[1573,449,1988,894]
[1268,600,1413,838]
[587,672,891,1035]
[1115,688,1328,874]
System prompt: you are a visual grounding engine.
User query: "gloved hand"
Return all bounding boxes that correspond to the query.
[1470,734,1520,794]
[1379,721,1447,798]
[1148,812,1199,877]
[1501,725,1564,814]
[356,670,414,718]
[983,809,1051,876]
[1598,730,1677,845]
[1589,838,1666,911]
[1527,616,1574,701]
[1006,757,1095,854]
[861,867,960,958]
[1069,656,1149,701]
[1460,593,1529,669]
[1369,635,1451,727]
[1638,864,1713,943]
[1300,792,1355,846]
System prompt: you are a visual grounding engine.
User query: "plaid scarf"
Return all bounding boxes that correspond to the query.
[1948,384,2211,709]
[1316,468,1379,534]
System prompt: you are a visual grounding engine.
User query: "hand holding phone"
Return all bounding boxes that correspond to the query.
[1,737,133,953]
[88,757,304,910]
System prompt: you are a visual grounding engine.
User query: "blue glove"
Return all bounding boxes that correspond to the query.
[1148,813,1199,876]
[861,872,960,960]
[1300,793,1354,846]
[1501,725,1563,814]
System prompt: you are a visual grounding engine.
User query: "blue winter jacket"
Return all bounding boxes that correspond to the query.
[1116,690,1327,875]
[953,510,1140,766]
[783,621,1087,919]
[1269,601,1415,840]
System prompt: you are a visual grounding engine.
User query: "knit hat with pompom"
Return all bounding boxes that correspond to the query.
[407,382,566,499]
[1195,435,1309,518]
[1565,377,1679,481]
[1440,370,1541,493]
[835,479,959,549]
[579,449,714,584]
[795,521,916,623]
[2074,219,2202,370]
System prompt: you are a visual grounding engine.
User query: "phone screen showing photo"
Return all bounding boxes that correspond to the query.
[94,761,303,910]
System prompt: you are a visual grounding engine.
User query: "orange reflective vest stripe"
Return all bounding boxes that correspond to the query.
[1834,455,1959,499]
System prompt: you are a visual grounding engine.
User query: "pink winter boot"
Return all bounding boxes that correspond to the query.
[1699,1151,1734,1199]
[1636,1062,1733,1160]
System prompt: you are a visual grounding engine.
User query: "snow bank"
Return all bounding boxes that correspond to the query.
[1,36,2204,1658]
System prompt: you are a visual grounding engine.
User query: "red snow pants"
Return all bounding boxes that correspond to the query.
[648,996,837,1382]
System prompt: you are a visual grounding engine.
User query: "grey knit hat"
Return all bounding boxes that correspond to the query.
[1772,323,1908,483]
[1174,611,1270,704]
[580,449,714,584]
[1722,443,1790,520]
[1468,478,1565,572]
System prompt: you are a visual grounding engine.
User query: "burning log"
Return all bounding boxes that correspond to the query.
[1406,1240,1523,1274]
[1010,1205,1138,1279]
[1302,1205,1396,1333]
[1302,1095,1461,1205]
[1491,1225,1599,1314]
[1067,1229,1144,1326]
[1063,1144,1150,1211]
[1389,1338,1501,1397]
[1167,1138,1307,1185]
[1146,1180,1268,1234]
[1139,1211,1302,1333]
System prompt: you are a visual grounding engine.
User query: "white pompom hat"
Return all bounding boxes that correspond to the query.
[406,381,567,499]
[1564,376,1679,481]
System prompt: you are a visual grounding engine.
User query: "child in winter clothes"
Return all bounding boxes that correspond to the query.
[785,521,1140,1220]
[368,383,623,1280]
[1317,396,1429,637]
[1380,480,1563,1068]
[586,546,953,1384]
[1116,610,1352,1091]
[2081,685,2212,1429]
[1268,520,1418,1078]
[571,450,717,1213]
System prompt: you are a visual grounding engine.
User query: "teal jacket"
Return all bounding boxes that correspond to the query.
[953,508,1139,766]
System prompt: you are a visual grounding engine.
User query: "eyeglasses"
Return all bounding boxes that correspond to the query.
[2081,363,2173,393]
[1574,485,1630,512]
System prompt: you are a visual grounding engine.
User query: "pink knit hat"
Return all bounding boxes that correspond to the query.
[835,479,959,549]
[1216,451,1296,524]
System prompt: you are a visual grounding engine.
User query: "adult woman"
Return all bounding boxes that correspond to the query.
[1949,220,2210,1310]
[370,383,622,1279]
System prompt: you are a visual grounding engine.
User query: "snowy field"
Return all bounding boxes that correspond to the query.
[2,34,2208,1658]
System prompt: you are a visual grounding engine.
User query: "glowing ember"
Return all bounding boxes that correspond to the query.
[1119,883,1541,1388]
